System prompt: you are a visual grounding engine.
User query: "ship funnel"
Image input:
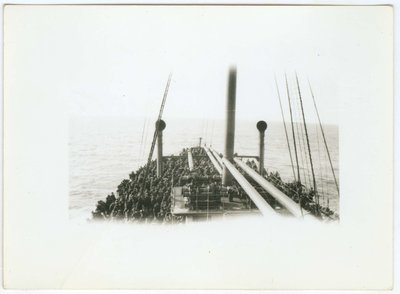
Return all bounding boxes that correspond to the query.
[156,119,166,177]
[222,67,237,186]
[256,121,267,176]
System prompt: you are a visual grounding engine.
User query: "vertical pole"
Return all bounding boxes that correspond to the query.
[222,67,237,186]
[256,121,268,176]
[156,120,166,177]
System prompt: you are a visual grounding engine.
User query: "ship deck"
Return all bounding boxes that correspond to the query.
[171,187,261,217]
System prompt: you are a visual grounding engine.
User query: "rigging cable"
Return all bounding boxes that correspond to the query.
[290,74,312,190]
[139,120,145,158]
[325,148,331,209]
[293,82,311,189]
[291,77,309,188]
[308,79,339,195]
[285,73,303,215]
[139,100,150,161]
[139,117,147,160]
[316,123,326,206]
[296,73,319,211]
[285,74,301,183]
[141,116,150,160]
[274,75,296,181]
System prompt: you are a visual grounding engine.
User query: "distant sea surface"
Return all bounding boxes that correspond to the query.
[69,117,339,220]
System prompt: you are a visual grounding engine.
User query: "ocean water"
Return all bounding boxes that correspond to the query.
[69,117,339,220]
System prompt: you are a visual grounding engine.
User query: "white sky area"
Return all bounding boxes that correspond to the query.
[6,5,391,125]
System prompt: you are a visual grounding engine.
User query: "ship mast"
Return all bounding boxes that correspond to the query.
[140,74,172,196]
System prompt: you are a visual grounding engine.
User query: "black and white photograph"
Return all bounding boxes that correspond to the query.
[71,70,340,224]
[3,4,395,291]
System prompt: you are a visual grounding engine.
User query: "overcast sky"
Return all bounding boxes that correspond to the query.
[6,5,392,125]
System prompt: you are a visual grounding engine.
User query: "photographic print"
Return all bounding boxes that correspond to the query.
[3,4,393,290]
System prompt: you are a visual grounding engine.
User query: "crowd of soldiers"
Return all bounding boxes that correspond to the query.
[92,149,191,222]
[94,145,341,223]
[245,159,338,219]
[92,147,238,222]
[185,148,249,209]
[192,157,218,177]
